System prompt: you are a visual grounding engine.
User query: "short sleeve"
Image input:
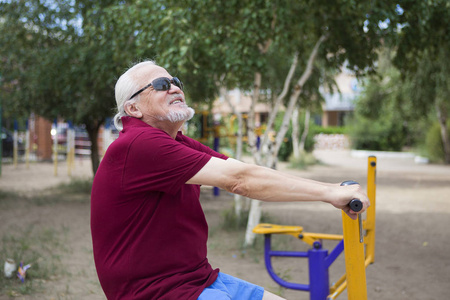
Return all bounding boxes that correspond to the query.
[122,130,212,194]
[176,132,229,160]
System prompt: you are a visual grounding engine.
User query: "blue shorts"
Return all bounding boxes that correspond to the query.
[198,272,264,300]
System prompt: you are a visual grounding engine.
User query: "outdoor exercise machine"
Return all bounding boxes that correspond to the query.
[253,156,377,300]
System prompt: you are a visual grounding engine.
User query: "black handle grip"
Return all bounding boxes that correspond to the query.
[340,180,363,212]
[349,199,363,212]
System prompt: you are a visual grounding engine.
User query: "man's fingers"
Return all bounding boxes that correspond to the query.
[345,209,358,220]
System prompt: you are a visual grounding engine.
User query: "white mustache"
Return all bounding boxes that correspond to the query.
[167,93,185,104]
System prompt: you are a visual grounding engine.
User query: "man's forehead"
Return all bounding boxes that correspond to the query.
[132,65,170,83]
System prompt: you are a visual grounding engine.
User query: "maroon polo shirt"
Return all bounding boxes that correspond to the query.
[91,117,227,299]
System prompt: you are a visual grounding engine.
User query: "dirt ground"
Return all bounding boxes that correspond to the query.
[0,149,449,300]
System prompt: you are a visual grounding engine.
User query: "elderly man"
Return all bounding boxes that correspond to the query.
[90,61,369,300]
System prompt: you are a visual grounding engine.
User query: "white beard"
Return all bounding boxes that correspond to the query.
[158,106,195,123]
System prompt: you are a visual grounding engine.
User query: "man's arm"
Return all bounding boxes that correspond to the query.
[186,157,369,220]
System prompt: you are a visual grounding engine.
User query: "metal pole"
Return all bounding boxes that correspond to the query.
[213,133,220,196]
[365,156,377,264]
[308,243,330,300]
[341,181,367,300]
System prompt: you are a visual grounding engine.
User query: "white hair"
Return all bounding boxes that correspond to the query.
[113,60,156,131]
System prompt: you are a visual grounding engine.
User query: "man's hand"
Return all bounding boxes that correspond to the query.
[329,183,370,220]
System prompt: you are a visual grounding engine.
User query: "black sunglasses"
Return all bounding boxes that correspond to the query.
[129,77,184,100]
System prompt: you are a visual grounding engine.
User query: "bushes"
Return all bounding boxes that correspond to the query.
[277,128,316,162]
[313,125,348,135]
[347,114,406,151]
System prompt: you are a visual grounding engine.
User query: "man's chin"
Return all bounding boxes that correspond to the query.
[165,107,195,123]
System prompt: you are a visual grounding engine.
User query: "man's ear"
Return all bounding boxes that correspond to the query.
[124,101,143,118]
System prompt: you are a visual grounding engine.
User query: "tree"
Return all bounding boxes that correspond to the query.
[103,0,396,245]
[392,0,450,163]
[0,0,142,174]
[0,1,188,166]
[348,49,423,151]
[1,1,399,245]
[239,1,396,245]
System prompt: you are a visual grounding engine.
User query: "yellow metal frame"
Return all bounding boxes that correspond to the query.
[254,156,377,300]
[253,223,343,247]
[365,156,377,266]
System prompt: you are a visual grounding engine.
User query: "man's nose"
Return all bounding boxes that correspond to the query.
[168,84,182,93]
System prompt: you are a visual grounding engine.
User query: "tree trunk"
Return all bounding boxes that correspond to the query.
[247,72,262,165]
[221,85,245,218]
[234,112,245,216]
[274,35,326,158]
[244,199,262,245]
[292,106,300,159]
[85,120,103,175]
[299,109,311,152]
[260,53,299,156]
[436,103,450,164]
[244,34,327,247]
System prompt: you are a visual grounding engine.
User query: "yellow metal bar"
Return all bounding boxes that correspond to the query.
[252,223,303,235]
[301,233,343,241]
[328,279,347,300]
[365,156,377,264]
[300,233,343,246]
[342,210,367,300]
[329,273,346,294]
[253,224,343,246]
[365,256,373,267]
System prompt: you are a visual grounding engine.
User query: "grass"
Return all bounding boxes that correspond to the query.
[27,177,93,206]
[0,225,69,296]
[56,177,93,195]
[0,178,92,296]
[210,206,303,262]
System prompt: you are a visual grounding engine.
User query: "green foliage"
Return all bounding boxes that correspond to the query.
[425,122,450,163]
[0,0,410,173]
[278,138,293,162]
[313,126,348,135]
[391,1,450,162]
[348,114,406,151]
[0,0,134,173]
[345,0,450,156]
[348,49,435,151]
[300,130,317,154]
[393,1,449,77]
[276,112,316,161]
